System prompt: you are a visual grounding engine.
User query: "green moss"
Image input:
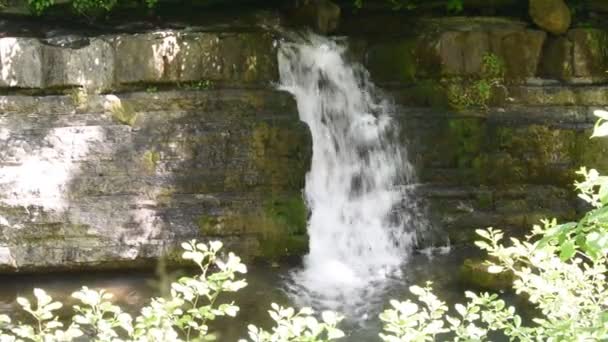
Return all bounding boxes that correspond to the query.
[197,215,220,235]
[68,87,88,109]
[448,118,484,169]
[367,39,418,83]
[142,150,160,172]
[250,122,311,193]
[475,189,493,210]
[110,101,137,126]
[193,194,309,260]
[501,126,576,185]
[583,29,608,72]
[407,80,449,107]
[445,53,505,110]
[257,234,309,260]
[460,258,513,290]
[263,195,307,236]
[576,128,608,174]
[256,194,309,260]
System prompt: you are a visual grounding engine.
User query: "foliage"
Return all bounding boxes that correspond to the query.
[68,87,88,109]
[180,80,214,91]
[380,226,608,341]
[446,53,505,110]
[378,109,608,341]
[353,0,464,12]
[0,241,342,342]
[0,240,247,341]
[536,109,608,261]
[242,305,344,342]
[27,0,158,16]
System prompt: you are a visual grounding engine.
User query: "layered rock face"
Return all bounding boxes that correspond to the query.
[0,13,607,270]
[0,28,311,271]
[359,17,608,244]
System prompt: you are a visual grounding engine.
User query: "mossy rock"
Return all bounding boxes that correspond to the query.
[110,101,138,126]
[141,150,160,173]
[460,258,513,291]
[365,36,441,85]
[257,234,309,260]
[366,39,419,84]
[576,128,608,174]
[194,194,309,260]
[249,121,311,193]
[448,118,485,169]
[481,125,577,186]
[263,195,307,236]
[400,80,450,107]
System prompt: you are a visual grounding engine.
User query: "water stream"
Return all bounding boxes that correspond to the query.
[0,33,467,341]
[278,33,428,316]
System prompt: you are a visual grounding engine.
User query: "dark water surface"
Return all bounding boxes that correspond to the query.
[0,246,484,341]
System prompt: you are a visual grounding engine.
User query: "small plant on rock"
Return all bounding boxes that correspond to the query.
[446,52,506,110]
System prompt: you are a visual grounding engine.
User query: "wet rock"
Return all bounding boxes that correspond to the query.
[529,0,571,35]
[460,258,514,290]
[287,0,341,34]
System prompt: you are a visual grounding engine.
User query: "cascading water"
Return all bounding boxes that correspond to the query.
[278,33,426,314]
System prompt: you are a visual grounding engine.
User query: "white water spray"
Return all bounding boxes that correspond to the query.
[279,34,423,311]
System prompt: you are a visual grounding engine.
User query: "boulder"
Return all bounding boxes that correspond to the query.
[287,0,341,34]
[460,258,514,290]
[529,0,571,35]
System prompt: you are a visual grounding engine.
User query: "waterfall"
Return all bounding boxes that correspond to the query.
[278,33,424,313]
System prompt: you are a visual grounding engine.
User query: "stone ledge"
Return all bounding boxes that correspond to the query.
[0,30,278,92]
[0,89,296,115]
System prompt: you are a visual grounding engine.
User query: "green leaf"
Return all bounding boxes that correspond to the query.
[594,109,608,120]
[487,265,504,274]
[475,229,491,240]
[559,240,576,261]
[592,121,608,138]
[586,206,608,224]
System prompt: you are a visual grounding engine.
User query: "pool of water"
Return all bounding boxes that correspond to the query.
[0,246,485,341]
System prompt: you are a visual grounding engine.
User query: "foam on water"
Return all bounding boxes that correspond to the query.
[278,33,425,314]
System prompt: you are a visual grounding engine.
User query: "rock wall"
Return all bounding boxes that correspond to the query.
[0,13,607,270]
[0,28,311,271]
[358,17,608,244]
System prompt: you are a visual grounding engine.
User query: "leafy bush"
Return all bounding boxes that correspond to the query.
[243,305,344,342]
[0,240,342,342]
[0,240,247,341]
[354,0,464,13]
[27,0,158,16]
[378,109,608,341]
